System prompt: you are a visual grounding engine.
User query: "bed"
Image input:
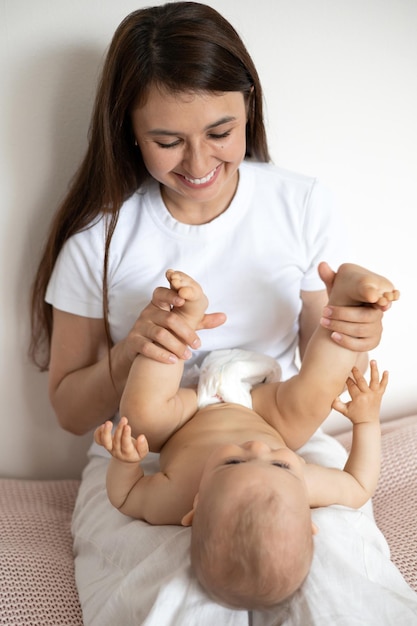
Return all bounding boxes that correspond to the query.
[1,415,416,626]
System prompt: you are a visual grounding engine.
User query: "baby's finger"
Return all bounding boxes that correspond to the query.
[378,370,389,394]
[332,396,348,415]
[369,360,388,392]
[93,425,103,446]
[112,417,127,450]
[368,359,380,386]
[95,421,113,450]
[350,366,369,391]
[136,434,149,460]
[120,422,134,454]
[345,375,360,398]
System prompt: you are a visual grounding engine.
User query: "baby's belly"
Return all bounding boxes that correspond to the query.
[163,402,284,455]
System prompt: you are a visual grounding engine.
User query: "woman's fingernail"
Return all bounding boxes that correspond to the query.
[331,332,342,343]
[323,307,332,317]
[192,338,201,348]
[320,317,330,328]
[183,348,192,360]
[168,355,178,363]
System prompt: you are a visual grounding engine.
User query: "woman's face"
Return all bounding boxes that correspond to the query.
[131,86,247,224]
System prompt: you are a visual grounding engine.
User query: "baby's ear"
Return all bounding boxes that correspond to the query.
[181,494,199,527]
[181,509,194,527]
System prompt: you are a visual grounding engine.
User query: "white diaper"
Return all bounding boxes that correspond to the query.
[197,349,281,410]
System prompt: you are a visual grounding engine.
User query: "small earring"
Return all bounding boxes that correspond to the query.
[134,139,138,146]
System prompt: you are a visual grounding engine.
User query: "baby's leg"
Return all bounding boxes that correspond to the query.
[325,263,400,308]
[166,269,208,329]
[261,264,398,449]
[120,269,207,450]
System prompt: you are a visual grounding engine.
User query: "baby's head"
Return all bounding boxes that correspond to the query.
[184,442,316,609]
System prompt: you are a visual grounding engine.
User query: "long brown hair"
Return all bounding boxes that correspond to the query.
[29,1,270,370]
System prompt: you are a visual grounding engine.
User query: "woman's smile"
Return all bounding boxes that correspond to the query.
[177,164,221,188]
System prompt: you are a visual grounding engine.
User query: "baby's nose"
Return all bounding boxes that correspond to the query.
[241,440,271,455]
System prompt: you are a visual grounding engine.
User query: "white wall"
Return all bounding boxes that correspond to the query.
[1,0,416,478]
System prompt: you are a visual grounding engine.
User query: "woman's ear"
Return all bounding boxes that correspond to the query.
[181,493,199,527]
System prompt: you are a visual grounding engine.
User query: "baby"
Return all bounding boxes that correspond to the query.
[95,263,399,609]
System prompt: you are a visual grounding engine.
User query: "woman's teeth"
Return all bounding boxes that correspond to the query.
[184,167,217,185]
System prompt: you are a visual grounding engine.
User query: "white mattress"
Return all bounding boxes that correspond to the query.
[72,430,417,625]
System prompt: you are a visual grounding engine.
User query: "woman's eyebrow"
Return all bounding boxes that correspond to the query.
[146,129,181,136]
[205,116,237,130]
[146,116,238,136]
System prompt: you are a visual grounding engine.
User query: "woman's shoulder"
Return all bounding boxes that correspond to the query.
[240,160,327,210]
[67,184,153,246]
[241,160,318,189]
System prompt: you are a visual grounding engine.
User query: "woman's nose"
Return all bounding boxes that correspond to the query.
[182,141,211,177]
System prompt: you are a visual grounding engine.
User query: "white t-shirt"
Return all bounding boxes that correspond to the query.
[46,160,348,384]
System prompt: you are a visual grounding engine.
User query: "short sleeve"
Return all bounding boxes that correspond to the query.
[45,225,105,318]
[300,180,350,291]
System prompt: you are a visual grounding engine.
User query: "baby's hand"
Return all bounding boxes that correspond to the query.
[332,361,388,425]
[94,416,149,463]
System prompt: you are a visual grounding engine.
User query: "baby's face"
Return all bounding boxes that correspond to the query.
[199,440,309,509]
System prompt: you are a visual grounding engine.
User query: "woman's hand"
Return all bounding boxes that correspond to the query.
[124,284,227,364]
[319,261,391,352]
[320,303,384,351]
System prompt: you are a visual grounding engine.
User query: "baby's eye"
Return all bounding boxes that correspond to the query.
[224,459,244,465]
[271,461,290,469]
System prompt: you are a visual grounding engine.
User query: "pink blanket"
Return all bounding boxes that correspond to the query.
[1,416,416,625]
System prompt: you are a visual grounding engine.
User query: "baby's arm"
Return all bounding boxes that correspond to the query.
[94,417,195,524]
[305,361,387,508]
[94,417,150,513]
[333,360,386,502]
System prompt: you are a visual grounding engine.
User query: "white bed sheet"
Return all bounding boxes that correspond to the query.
[72,430,417,626]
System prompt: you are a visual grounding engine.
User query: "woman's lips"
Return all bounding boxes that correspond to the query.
[177,165,220,188]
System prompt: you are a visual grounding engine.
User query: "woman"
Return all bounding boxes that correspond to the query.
[30,3,415,625]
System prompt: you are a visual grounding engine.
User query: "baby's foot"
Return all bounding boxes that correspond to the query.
[166,269,208,328]
[328,263,400,308]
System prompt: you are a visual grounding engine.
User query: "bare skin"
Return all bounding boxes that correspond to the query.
[95,263,398,525]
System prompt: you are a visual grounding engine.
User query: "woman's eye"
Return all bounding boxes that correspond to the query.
[272,461,290,469]
[156,140,181,149]
[209,131,231,140]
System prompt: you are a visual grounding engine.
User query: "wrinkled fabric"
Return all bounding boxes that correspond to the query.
[72,430,417,626]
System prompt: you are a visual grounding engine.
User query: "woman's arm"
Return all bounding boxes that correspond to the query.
[48,309,133,434]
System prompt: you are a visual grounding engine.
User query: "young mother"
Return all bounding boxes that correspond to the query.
[30,3,415,624]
